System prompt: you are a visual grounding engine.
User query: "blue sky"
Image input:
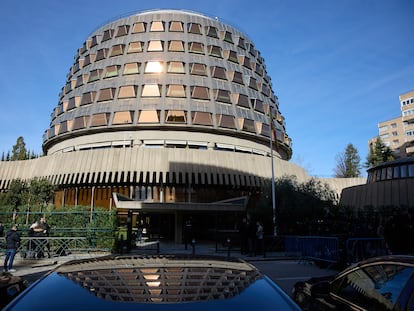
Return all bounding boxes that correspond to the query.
[1,0,413,177]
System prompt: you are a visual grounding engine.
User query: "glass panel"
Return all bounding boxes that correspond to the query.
[145,61,163,73]
[148,40,164,51]
[235,94,250,108]
[104,65,120,78]
[238,37,246,49]
[110,44,125,57]
[211,66,226,80]
[95,48,108,61]
[167,61,185,74]
[169,21,183,32]
[254,99,264,113]
[166,110,186,123]
[67,97,76,110]
[242,119,255,133]
[190,63,207,76]
[72,116,88,130]
[83,54,92,66]
[167,85,186,97]
[206,26,218,38]
[261,123,270,137]
[91,113,107,127]
[123,62,140,75]
[150,21,164,32]
[191,86,209,100]
[90,35,99,47]
[215,89,231,103]
[409,164,414,177]
[138,110,159,123]
[127,41,144,53]
[80,92,96,105]
[223,31,233,43]
[142,84,161,97]
[168,40,184,52]
[240,56,251,69]
[249,77,258,90]
[88,69,103,82]
[208,45,222,58]
[188,23,202,34]
[227,50,239,63]
[230,71,244,84]
[188,42,204,54]
[193,112,212,125]
[401,165,407,177]
[118,85,137,99]
[58,121,68,134]
[132,22,146,33]
[113,111,133,124]
[218,115,235,129]
[76,75,87,87]
[101,29,114,42]
[98,88,115,101]
[393,166,400,178]
[116,25,129,37]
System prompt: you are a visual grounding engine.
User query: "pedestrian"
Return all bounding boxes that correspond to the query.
[256,221,264,256]
[183,218,193,250]
[239,217,249,255]
[3,225,21,273]
[0,221,4,237]
[247,219,256,256]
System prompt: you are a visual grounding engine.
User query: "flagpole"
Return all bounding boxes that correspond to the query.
[269,115,277,237]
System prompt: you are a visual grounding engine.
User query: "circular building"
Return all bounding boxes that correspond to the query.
[1,10,314,241]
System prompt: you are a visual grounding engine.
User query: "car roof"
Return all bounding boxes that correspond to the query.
[5,254,301,310]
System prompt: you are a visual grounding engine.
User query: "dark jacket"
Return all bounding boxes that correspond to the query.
[5,229,21,249]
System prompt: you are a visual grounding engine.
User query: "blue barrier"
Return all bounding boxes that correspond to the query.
[284,236,340,264]
[345,237,388,265]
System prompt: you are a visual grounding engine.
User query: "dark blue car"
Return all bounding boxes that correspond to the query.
[5,254,301,310]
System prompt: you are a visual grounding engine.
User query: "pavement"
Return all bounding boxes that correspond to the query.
[4,241,293,281]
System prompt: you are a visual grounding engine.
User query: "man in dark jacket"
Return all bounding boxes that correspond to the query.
[3,225,20,273]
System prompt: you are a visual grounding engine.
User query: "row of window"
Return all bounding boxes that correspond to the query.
[368,163,414,182]
[401,98,414,106]
[48,111,271,137]
[79,21,261,60]
[71,41,266,78]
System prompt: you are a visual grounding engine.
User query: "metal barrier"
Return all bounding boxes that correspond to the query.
[284,236,340,264]
[345,237,388,265]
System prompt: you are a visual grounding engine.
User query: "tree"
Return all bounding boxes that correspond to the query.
[334,143,362,177]
[366,137,394,168]
[5,179,28,209]
[11,136,27,161]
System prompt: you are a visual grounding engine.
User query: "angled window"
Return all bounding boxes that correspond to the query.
[222,31,233,43]
[91,113,110,127]
[214,89,231,104]
[132,22,146,33]
[90,35,99,48]
[138,110,159,123]
[80,91,96,106]
[217,114,236,129]
[210,66,226,80]
[116,25,130,37]
[239,55,251,69]
[67,97,79,111]
[190,63,207,76]
[188,23,202,34]
[237,37,246,49]
[72,116,89,130]
[147,40,164,52]
[150,21,164,32]
[192,112,213,126]
[234,93,250,108]
[205,26,218,38]
[123,62,141,75]
[113,111,134,124]
[142,84,161,97]
[118,85,137,99]
[229,71,244,85]
[83,54,95,67]
[58,121,68,134]
[249,77,258,90]
[88,69,103,82]
[165,110,186,123]
[110,44,125,57]
[98,88,116,102]
[242,118,256,133]
[188,42,204,54]
[167,84,186,97]
[253,99,265,113]
[169,21,183,32]
[255,64,264,76]
[168,40,185,52]
[101,29,114,42]
[127,41,144,53]
[167,61,185,74]
[191,86,209,100]
[95,48,108,61]
[104,65,120,78]
[208,45,222,58]
[145,61,163,73]
[262,84,270,96]
[225,50,239,63]
[260,123,270,137]
[76,74,88,87]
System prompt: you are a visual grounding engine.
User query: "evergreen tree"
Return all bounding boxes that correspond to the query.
[11,136,27,161]
[334,143,362,177]
[366,137,394,168]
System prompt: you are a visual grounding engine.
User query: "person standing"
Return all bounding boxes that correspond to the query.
[0,221,4,237]
[256,221,264,256]
[3,225,20,273]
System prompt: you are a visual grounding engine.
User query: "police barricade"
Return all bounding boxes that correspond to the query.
[284,236,340,265]
[345,237,388,265]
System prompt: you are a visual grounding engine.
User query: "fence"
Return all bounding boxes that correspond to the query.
[345,237,389,265]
